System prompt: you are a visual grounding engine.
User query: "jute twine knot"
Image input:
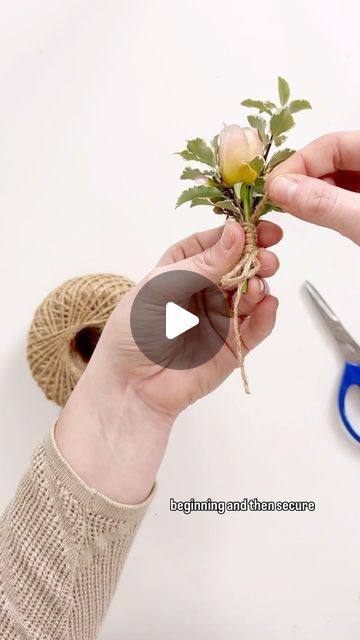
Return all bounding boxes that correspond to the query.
[220,200,265,393]
[27,273,134,407]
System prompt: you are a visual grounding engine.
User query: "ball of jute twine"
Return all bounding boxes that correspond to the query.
[27,273,135,407]
[220,197,265,394]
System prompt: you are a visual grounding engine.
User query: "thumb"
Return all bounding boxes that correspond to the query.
[178,219,245,284]
[266,173,360,245]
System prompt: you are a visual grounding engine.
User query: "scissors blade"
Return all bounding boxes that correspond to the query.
[305,281,360,364]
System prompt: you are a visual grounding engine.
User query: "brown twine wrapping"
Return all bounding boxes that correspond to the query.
[27,273,134,407]
[220,197,266,394]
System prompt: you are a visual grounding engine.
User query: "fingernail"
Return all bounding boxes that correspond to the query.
[221,220,236,250]
[268,175,297,204]
[258,278,269,294]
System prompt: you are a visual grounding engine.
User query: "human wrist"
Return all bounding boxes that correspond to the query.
[55,369,175,504]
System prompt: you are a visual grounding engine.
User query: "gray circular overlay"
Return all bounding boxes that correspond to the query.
[130,270,230,370]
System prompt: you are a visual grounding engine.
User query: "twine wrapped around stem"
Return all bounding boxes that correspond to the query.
[220,197,266,393]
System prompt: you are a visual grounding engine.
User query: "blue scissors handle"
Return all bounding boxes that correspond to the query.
[338,362,360,443]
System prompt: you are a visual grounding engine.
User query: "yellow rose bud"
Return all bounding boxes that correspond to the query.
[219,124,264,186]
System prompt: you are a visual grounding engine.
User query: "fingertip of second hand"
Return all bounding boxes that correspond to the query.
[269,294,280,309]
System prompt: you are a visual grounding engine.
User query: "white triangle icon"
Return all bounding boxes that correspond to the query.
[165,302,199,340]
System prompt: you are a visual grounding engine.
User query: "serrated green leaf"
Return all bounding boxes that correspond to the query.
[288,99,312,114]
[176,149,198,161]
[249,156,265,173]
[270,108,294,137]
[261,201,284,216]
[278,77,290,106]
[274,135,287,147]
[211,199,240,213]
[247,115,268,145]
[242,99,265,109]
[180,166,212,180]
[189,198,212,208]
[176,185,224,208]
[186,138,216,167]
[211,196,228,203]
[259,203,271,216]
[268,148,295,170]
[253,177,265,195]
[241,99,274,115]
[264,101,277,110]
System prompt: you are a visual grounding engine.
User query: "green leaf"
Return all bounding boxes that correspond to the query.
[268,148,295,170]
[189,197,231,209]
[278,76,290,106]
[176,185,224,208]
[253,177,265,195]
[270,108,295,137]
[247,115,268,145]
[249,156,265,173]
[211,199,240,214]
[186,137,216,167]
[274,135,287,147]
[180,166,212,180]
[176,138,216,167]
[288,99,312,114]
[242,99,265,109]
[189,198,212,208]
[233,182,243,199]
[176,149,198,161]
[241,99,274,115]
[264,101,277,110]
[261,200,284,216]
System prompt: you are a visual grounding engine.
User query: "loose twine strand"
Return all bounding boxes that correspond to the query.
[220,197,266,394]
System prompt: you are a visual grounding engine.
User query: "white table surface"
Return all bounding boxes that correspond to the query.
[0,1,360,638]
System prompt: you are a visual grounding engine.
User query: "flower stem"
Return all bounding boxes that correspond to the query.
[240,183,252,293]
[264,135,274,162]
[241,184,252,222]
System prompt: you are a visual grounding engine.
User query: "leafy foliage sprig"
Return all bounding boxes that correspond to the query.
[176,77,311,223]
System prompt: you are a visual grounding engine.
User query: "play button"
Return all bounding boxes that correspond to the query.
[165,302,199,339]
[130,270,230,370]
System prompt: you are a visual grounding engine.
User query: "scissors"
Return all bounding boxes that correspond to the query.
[305,281,360,443]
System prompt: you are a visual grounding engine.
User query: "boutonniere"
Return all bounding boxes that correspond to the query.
[176,77,311,392]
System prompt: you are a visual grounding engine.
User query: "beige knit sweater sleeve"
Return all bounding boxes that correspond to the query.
[0,423,156,640]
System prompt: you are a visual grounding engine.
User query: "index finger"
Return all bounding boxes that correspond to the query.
[267,130,360,181]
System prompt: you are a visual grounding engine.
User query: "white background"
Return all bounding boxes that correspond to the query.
[0,1,360,638]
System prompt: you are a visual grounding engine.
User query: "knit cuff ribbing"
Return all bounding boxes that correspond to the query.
[41,422,157,524]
